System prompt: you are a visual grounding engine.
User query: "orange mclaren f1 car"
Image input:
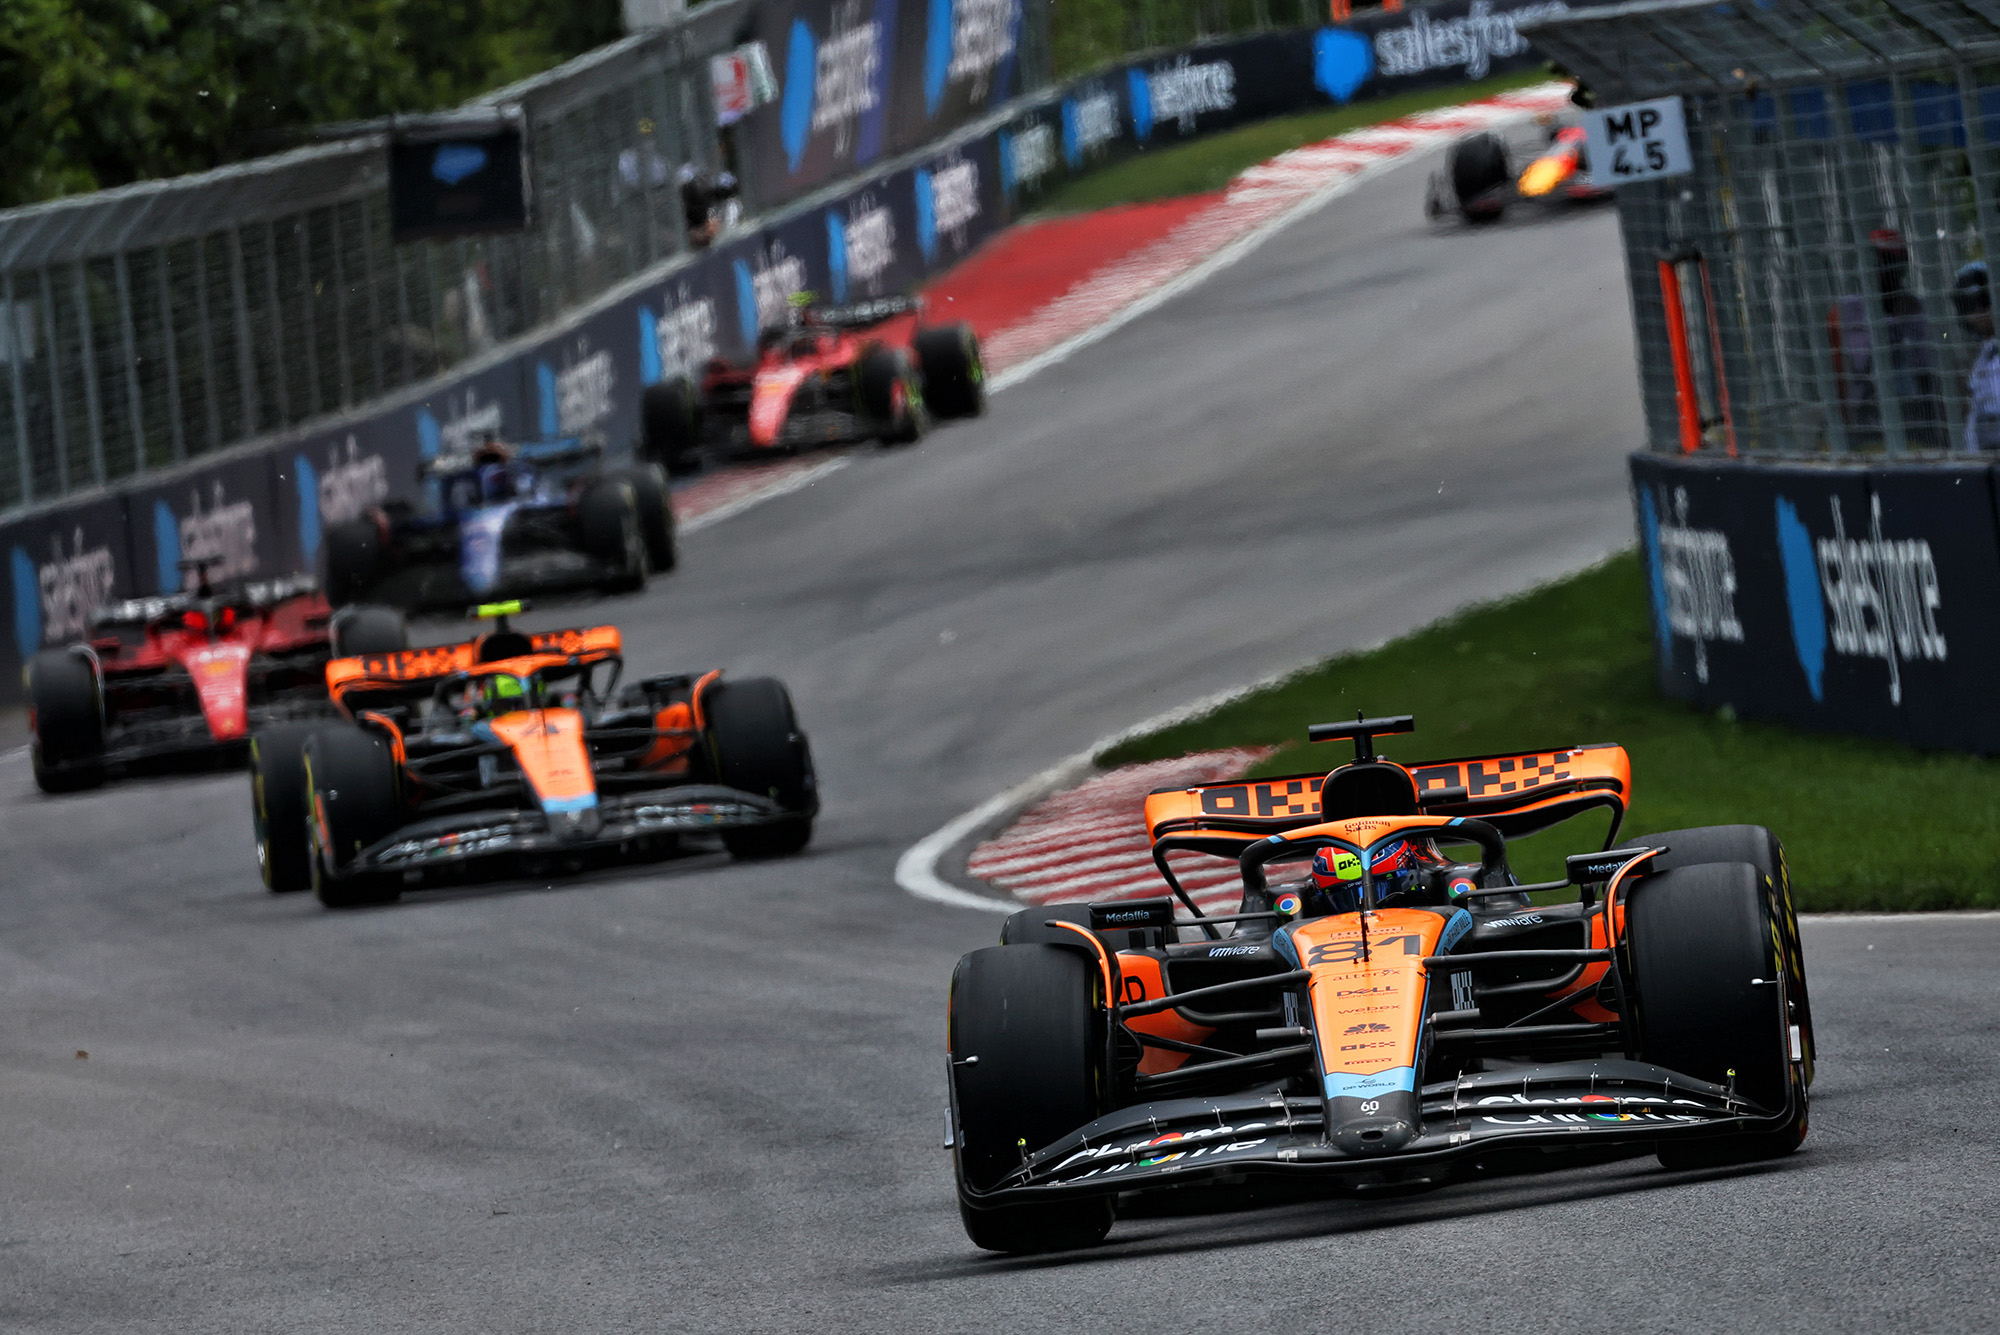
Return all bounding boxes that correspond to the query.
[248,603,816,907]
[947,715,1812,1253]
[1424,120,1613,225]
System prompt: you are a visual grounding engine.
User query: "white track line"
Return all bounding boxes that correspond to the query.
[677,457,852,534]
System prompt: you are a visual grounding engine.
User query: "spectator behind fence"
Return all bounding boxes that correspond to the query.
[1955,261,2000,451]
[1870,229,1947,450]
[679,164,741,249]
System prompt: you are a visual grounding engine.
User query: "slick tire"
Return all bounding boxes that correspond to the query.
[1630,825,1814,1084]
[251,722,317,893]
[26,649,104,793]
[950,945,1115,1253]
[619,463,679,574]
[913,323,986,420]
[329,605,409,658]
[322,518,383,607]
[1450,132,1510,222]
[641,377,704,477]
[577,478,648,595]
[705,677,816,859]
[1624,862,1805,1169]
[305,725,403,908]
[857,344,927,445]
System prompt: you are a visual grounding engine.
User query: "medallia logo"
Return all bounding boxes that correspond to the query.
[915,157,980,262]
[293,436,390,568]
[11,528,118,658]
[732,245,809,345]
[1000,122,1054,196]
[1637,484,1744,684]
[1313,28,1375,103]
[926,0,1017,113]
[1060,88,1120,169]
[639,285,717,384]
[827,196,896,303]
[1776,493,1945,706]
[537,341,615,437]
[160,482,259,591]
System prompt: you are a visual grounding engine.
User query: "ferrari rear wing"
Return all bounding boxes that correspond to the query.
[804,295,919,329]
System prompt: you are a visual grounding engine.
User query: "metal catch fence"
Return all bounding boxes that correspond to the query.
[1529,0,2000,456]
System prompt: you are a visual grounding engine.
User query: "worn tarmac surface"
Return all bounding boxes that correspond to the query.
[8,157,1985,1332]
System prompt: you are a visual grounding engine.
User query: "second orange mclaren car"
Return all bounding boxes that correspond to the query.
[248,603,817,906]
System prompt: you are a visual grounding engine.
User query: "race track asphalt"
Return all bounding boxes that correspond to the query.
[6,154,1992,1333]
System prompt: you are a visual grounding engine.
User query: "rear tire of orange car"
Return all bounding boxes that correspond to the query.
[705,677,815,859]
[641,377,704,477]
[1629,825,1814,1085]
[913,323,986,419]
[27,649,105,793]
[251,722,318,893]
[577,478,649,595]
[951,945,1116,1253]
[1624,862,1806,1169]
[305,725,403,908]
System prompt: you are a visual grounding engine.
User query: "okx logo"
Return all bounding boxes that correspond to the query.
[1637,484,1743,684]
[1776,493,1945,706]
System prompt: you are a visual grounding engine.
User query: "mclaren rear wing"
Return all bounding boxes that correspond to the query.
[326,625,623,712]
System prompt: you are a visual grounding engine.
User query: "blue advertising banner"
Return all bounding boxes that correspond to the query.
[2,492,135,675]
[1632,452,2000,753]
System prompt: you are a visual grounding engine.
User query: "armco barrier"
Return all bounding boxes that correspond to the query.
[0,0,1599,706]
[1632,452,2000,754]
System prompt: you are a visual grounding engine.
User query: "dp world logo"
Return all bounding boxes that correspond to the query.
[1776,493,1945,706]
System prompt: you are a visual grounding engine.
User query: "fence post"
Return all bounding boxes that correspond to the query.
[113,254,146,476]
[227,228,260,439]
[38,270,68,495]
[154,246,186,463]
[4,271,32,506]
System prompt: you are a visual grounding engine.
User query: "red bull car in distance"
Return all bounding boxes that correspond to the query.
[638,296,985,474]
[1425,118,1613,225]
[248,603,817,906]
[24,563,408,792]
[948,715,1813,1253]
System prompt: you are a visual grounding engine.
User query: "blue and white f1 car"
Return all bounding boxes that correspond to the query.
[319,436,676,610]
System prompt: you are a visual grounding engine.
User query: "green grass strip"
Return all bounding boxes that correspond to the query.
[1101,552,2000,911]
[1032,68,1556,214]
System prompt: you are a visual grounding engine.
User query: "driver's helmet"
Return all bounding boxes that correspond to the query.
[1310,838,1438,908]
[479,672,529,715]
[477,461,519,502]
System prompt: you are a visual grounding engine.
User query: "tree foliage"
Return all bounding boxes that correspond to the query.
[0,0,623,209]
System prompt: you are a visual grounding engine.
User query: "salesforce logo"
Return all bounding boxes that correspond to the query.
[1637,484,1743,685]
[1776,492,1945,706]
[780,19,818,172]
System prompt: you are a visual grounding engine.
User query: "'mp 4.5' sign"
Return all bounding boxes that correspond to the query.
[1583,96,1692,187]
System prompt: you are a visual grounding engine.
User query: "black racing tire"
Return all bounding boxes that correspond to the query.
[913,323,986,420]
[857,344,927,445]
[250,722,317,893]
[26,649,104,793]
[950,945,1115,1253]
[1000,902,1097,947]
[1450,132,1510,222]
[641,377,704,477]
[305,725,403,908]
[1624,861,1805,1169]
[576,477,648,595]
[322,518,382,608]
[1629,825,1814,1084]
[620,463,679,574]
[329,605,409,658]
[705,677,816,859]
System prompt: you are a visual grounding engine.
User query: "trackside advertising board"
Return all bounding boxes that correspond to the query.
[1632,452,2000,753]
[0,2,1614,702]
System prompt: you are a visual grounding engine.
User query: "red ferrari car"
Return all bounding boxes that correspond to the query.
[24,561,408,792]
[638,296,985,473]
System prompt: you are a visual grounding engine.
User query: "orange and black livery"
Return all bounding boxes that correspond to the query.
[946,713,1812,1254]
[246,602,817,907]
